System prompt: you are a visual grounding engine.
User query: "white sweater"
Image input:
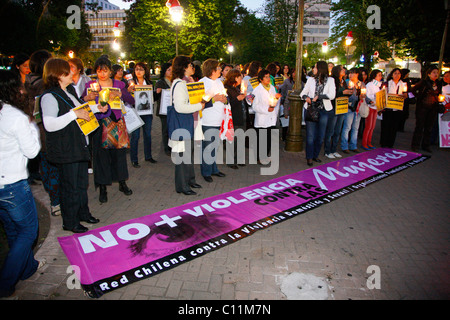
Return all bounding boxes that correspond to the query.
[252,83,279,128]
[199,77,225,127]
[0,104,40,186]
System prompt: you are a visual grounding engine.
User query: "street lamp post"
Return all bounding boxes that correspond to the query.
[322,41,328,60]
[285,0,305,152]
[167,0,183,56]
[227,42,234,64]
[345,31,353,69]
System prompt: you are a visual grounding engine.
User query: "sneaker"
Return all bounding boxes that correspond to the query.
[51,204,61,216]
[333,152,342,158]
[37,258,47,270]
[325,153,335,159]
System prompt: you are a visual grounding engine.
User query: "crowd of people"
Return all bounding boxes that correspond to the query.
[1,49,449,297]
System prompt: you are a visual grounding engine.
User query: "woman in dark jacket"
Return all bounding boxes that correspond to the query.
[154,62,172,156]
[411,65,442,153]
[224,68,246,169]
[82,56,135,203]
[40,58,106,233]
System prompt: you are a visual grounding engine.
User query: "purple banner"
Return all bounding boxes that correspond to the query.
[58,148,428,297]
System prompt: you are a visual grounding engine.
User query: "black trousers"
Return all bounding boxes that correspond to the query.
[412,105,437,149]
[92,127,129,186]
[57,161,91,229]
[174,151,197,193]
[256,126,276,160]
[380,110,402,148]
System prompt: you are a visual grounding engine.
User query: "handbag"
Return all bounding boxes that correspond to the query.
[358,100,370,118]
[304,101,320,122]
[167,81,194,141]
[101,117,130,149]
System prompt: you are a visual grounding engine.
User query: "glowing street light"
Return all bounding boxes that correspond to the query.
[227,42,234,63]
[113,21,121,38]
[167,0,183,55]
[345,31,353,68]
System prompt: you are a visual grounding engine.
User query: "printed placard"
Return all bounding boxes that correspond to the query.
[386,94,405,111]
[376,89,387,111]
[134,85,154,115]
[73,103,99,136]
[102,88,122,110]
[186,82,205,105]
[335,97,349,115]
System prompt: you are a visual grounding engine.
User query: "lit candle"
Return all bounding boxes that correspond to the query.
[403,84,408,93]
[90,82,100,92]
[240,82,247,94]
[222,89,228,96]
[99,88,110,106]
[361,88,366,95]
[348,81,354,89]
[202,94,211,102]
[269,96,278,107]
[438,94,445,103]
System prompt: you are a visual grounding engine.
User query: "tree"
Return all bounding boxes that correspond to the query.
[0,0,91,56]
[329,0,391,70]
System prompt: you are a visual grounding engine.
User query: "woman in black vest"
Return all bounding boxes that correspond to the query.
[40,58,106,233]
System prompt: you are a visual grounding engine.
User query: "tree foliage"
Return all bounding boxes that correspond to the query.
[0,0,91,56]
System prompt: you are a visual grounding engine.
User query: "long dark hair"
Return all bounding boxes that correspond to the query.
[172,55,191,80]
[315,61,328,84]
[133,62,151,84]
[0,70,29,113]
[331,65,342,89]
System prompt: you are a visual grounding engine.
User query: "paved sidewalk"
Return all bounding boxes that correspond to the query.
[7,108,450,300]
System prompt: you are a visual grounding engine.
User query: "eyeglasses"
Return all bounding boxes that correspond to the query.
[135,68,145,72]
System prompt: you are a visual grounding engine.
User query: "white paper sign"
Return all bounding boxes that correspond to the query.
[123,104,145,134]
[159,89,171,115]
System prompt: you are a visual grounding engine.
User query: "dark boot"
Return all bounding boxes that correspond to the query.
[119,181,133,196]
[99,185,107,203]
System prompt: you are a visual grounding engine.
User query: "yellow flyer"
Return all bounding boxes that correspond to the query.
[249,77,259,89]
[102,87,122,110]
[73,103,99,136]
[186,82,205,105]
[335,97,349,115]
[386,94,405,111]
[275,76,284,86]
[376,89,387,111]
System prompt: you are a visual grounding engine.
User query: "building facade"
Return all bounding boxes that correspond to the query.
[303,1,331,45]
[85,9,126,53]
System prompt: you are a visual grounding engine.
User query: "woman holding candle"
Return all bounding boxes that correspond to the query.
[224,68,246,168]
[380,68,407,149]
[169,55,205,195]
[129,62,157,168]
[300,61,336,166]
[199,59,228,182]
[324,65,349,159]
[252,69,281,163]
[362,69,383,150]
[410,65,443,153]
[340,68,366,154]
[82,56,135,203]
[40,58,107,233]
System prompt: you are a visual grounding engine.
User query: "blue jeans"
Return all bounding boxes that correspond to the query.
[327,113,346,154]
[201,126,220,177]
[305,109,329,159]
[341,111,361,151]
[324,110,336,155]
[0,179,39,297]
[130,114,153,163]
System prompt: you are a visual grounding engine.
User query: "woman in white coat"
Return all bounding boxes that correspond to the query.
[300,61,336,166]
[169,56,205,195]
[252,69,281,163]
